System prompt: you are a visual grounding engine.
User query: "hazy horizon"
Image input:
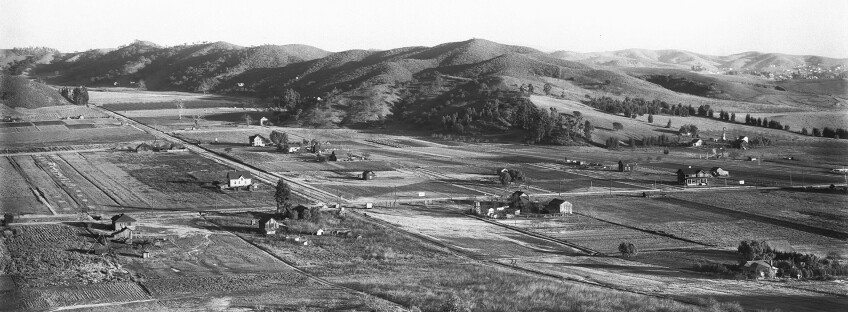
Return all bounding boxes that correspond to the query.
[2,0,847,58]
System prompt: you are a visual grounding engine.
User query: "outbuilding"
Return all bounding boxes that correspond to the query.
[710,167,730,177]
[508,191,532,211]
[111,214,136,231]
[362,170,376,180]
[742,260,777,279]
[690,139,703,147]
[545,199,573,214]
[259,216,279,235]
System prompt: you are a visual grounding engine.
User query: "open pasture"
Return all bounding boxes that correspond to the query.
[0,123,151,152]
[0,157,48,215]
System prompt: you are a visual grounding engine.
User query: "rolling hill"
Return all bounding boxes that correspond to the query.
[0,74,70,109]
[553,49,848,73]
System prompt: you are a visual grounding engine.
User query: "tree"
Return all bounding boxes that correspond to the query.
[542,83,552,95]
[745,114,751,125]
[731,112,736,122]
[270,130,288,149]
[612,122,623,131]
[498,171,511,186]
[507,169,526,185]
[244,114,253,126]
[618,242,638,258]
[274,179,293,218]
[175,99,185,120]
[527,84,535,94]
[648,114,654,123]
[666,119,672,128]
[583,120,594,141]
[813,128,821,137]
[801,127,808,135]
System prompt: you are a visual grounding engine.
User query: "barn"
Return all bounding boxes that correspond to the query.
[676,168,710,186]
[248,134,269,147]
[227,171,253,188]
[742,260,777,279]
[259,216,279,235]
[545,199,573,214]
[710,167,730,177]
[111,214,136,231]
[362,170,376,180]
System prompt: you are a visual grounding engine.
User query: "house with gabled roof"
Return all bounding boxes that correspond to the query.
[676,168,710,186]
[259,216,279,235]
[111,214,136,231]
[248,134,269,147]
[227,171,253,188]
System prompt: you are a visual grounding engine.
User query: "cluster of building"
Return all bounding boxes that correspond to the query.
[475,191,573,219]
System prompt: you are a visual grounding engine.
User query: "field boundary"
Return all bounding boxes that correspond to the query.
[572,211,717,247]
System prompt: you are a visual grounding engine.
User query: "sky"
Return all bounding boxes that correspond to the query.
[2,0,847,58]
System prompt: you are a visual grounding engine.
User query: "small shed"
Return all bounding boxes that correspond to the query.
[710,167,730,177]
[111,214,136,231]
[248,134,269,147]
[690,139,703,147]
[545,199,573,214]
[259,216,279,235]
[742,260,777,279]
[362,170,376,180]
[227,171,253,188]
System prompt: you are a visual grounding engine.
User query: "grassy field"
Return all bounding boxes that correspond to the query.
[207,209,730,312]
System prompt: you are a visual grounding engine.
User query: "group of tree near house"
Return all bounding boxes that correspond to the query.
[59,86,89,105]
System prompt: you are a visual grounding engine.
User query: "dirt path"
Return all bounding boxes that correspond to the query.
[50,299,158,311]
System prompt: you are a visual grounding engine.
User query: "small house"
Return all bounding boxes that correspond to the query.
[710,167,730,177]
[248,134,269,147]
[676,168,710,187]
[111,214,136,231]
[742,260,777,279]
[362,170,376,180]
[690,139,703,147]
[286,146,300,153]
[259,216,279,235]
[747,156,758,161]
[545,199,573,214]
[227,171,253,188]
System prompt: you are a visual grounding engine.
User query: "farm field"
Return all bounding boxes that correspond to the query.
[210,209,715,312]
[573,195,848,255]
[688,190,848,234]
[363,204,848,312]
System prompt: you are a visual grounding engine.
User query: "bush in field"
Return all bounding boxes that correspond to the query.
[440,294,473,312]
[612,122,623,131]
[618,242,637,258]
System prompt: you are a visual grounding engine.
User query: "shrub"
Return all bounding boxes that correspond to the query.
[440,294,473,312]
[612,122,623,131]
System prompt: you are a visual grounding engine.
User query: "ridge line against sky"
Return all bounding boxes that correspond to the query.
[2,0,847,58]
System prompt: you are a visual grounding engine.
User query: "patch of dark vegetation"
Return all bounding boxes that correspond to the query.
[640,74,721,98]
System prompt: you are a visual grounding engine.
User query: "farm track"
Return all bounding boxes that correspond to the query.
[657,197,848,240]
[95,107,342,204]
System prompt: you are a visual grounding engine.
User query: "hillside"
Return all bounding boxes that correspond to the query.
[33,40,331,92]
[553,49,848,74]
[0,74,70,109]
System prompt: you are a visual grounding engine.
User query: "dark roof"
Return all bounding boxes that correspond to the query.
[259,216,277,224]
[690,138,702,143]
[111,214,136,223]
[677,168,705,175]
[547,198,566,207]
[511,191,527,197]
[710,167,725,171]
[227,171,253,180]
